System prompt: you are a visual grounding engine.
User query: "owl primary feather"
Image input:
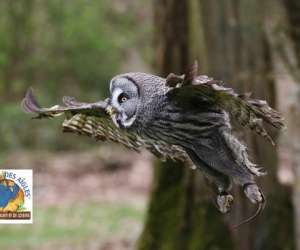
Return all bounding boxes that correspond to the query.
[21,62,284,225]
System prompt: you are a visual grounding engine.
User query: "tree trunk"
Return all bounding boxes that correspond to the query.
[199,1,294,249]
[138,1,232,250]
[268,0,300,249]
[138,0,294,249]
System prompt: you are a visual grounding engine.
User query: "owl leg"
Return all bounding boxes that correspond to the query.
[216,192,234,214]
[186,148,231,191]
[193,134,266,219]
[189,132,266,225]
[186,148,234,213]
[243,183,265,204]
[217,130,266,206]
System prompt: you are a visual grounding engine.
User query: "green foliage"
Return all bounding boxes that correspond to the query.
[0,0,152,152]
[41,0,137,95]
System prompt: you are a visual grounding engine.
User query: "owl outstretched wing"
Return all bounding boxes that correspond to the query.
[21,88,187,162]
[166,62,284,145]
[22,88,109,118]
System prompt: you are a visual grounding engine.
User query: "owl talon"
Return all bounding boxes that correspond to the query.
[234,185,266,228]
[216,193,234,214]
[243,183,264,204]
[106,106,117,116]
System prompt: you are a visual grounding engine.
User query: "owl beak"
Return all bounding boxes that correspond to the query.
[106,105,117,116]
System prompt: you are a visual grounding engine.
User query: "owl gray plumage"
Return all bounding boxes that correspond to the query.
[21,62,284,223]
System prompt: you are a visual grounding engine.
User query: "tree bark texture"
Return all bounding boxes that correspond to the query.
[139,1,233,250]
[138,0,294,249]
[269,1,300,249]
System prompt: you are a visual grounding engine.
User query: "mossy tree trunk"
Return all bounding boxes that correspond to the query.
[138,1,233,250]
[138,0,294,250]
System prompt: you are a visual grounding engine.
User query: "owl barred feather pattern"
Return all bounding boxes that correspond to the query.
[62,114,188,162]
[21,62,284,226]
[22,89,188,162]
[166,62,284,145]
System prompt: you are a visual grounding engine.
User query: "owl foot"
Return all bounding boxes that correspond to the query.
[216,192,234,214]
[243,183,264,204]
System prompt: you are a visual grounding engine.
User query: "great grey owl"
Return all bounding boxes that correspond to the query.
[22,62,284,226]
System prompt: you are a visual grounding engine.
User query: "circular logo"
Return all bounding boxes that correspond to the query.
[0,172,25,212]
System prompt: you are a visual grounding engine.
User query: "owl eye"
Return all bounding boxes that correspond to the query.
[118,93,129,104]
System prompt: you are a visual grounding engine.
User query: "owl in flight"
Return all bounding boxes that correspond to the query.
[22,62,284,225]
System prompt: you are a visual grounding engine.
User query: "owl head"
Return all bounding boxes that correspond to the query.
[108,72,168,129]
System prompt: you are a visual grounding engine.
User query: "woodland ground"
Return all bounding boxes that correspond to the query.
[0,146,153,250]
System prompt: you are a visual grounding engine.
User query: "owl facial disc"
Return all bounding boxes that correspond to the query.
[109,76,139,128]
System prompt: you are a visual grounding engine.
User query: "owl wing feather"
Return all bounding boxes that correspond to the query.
[167,62,284,145]
[21,88,109,118]
[21,88,188,162]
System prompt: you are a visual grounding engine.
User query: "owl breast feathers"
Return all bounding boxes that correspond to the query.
[22,62,284,225]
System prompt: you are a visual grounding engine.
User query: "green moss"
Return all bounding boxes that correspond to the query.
[138,160,186,250]
[138,160,233,250]
[187,202,232,250]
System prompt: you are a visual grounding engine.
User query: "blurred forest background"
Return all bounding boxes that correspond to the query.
[0,0,300,250]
